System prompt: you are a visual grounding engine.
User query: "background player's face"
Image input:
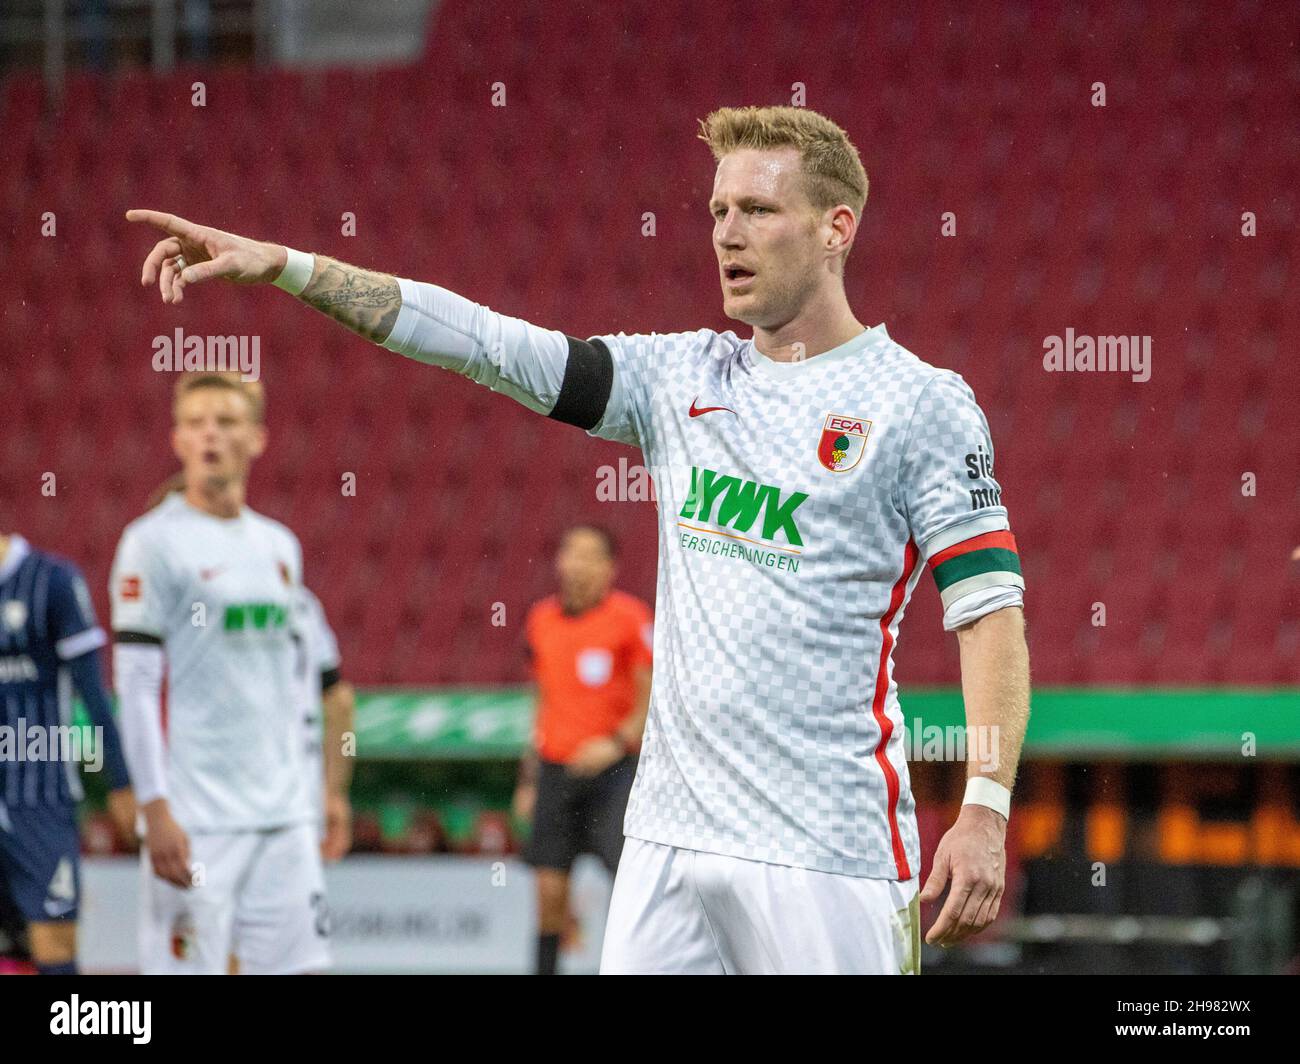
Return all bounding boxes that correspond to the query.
[711,147,827,329]
[171,387,266,491]
[555,529,614,605]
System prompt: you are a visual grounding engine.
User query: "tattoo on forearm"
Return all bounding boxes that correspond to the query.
[300,258,402,344]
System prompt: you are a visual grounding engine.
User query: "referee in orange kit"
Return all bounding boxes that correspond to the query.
[514,525,653,976]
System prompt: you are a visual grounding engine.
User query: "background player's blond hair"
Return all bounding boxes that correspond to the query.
[697,105,869,258]
[172,372,266,425]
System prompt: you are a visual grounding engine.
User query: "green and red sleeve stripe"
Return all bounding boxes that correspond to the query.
[927,530,1023,611]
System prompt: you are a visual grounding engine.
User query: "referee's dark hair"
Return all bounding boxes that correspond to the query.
[562,523,619,560]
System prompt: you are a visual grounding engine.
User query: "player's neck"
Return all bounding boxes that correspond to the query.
[0,536,8,565]
[182,481,245,520]
[561,587,608,616]
[752,292,865,364]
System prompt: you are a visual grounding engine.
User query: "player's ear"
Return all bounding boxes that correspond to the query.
[828,204,856,256]
[249,423,268,460]
[170,425,184,464]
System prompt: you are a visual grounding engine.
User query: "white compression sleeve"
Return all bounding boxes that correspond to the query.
[380,277,573,415]
[112,643,168,806]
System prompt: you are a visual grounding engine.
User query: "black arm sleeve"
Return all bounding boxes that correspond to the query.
[547,337,614,430]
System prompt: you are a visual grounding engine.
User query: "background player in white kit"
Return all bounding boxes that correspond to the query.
[124,104,1031,974]
[110,374,331,974]
[140,477,356,857]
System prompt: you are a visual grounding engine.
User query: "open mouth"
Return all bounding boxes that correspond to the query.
[724,266,756,285]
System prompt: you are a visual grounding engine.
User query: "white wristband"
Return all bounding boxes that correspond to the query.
[962,777,1011,820]
[272,247,315,295]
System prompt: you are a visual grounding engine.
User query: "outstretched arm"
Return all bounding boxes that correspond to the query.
[299,260,401,343]
[127,209,401,339]
[125,209,612,427]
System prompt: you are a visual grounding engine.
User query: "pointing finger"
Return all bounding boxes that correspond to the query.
[126,209,202,243]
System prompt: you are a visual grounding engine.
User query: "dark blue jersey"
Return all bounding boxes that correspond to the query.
[0,536,130,807]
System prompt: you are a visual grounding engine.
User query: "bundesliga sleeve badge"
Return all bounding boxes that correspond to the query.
[817,413,872,472]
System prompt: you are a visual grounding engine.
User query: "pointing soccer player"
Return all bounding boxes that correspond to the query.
[110,374,331,974]
[125,104,1031,974]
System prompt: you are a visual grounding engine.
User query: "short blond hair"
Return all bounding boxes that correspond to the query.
[698,105,868,224]
[172,372,265,424]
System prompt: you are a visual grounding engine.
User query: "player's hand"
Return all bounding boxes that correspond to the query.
[561,909,583,951]
[321,793,353,863]
[511,782,536,822]
[124,208,290,305]
[106,786,138,846]
[920,802,1006,948]
[142,800,194,889]
[566,736,624,777]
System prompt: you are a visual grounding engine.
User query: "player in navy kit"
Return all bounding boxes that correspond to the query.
[0,533,133,974]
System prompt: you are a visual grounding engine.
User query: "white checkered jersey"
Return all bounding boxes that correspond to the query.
[379,281,1024,880]
[586,325,1024,879]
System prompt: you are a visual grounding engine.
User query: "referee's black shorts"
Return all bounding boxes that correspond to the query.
[522,754,637,876]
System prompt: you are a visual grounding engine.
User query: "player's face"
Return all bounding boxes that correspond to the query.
[710,147,825,329]
[171,388,266,490]
[556,530,614,602]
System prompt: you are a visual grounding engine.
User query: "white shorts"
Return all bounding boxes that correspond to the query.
[600,837,920,975]
[139,822,331,975]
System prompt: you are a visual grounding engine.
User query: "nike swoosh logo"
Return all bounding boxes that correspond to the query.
[688,397,737,418]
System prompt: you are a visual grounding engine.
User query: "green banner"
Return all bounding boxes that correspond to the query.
[352,687,1300,761]
[356,688,534,759]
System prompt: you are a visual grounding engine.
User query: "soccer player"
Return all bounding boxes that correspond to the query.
[0,532,134,975]
[125,103,1031,974]
[514,524,652,975]
[142,477,354,860]
[109,374,331,975]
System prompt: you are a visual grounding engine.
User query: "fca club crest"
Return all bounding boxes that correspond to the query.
[817,413,872,472]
